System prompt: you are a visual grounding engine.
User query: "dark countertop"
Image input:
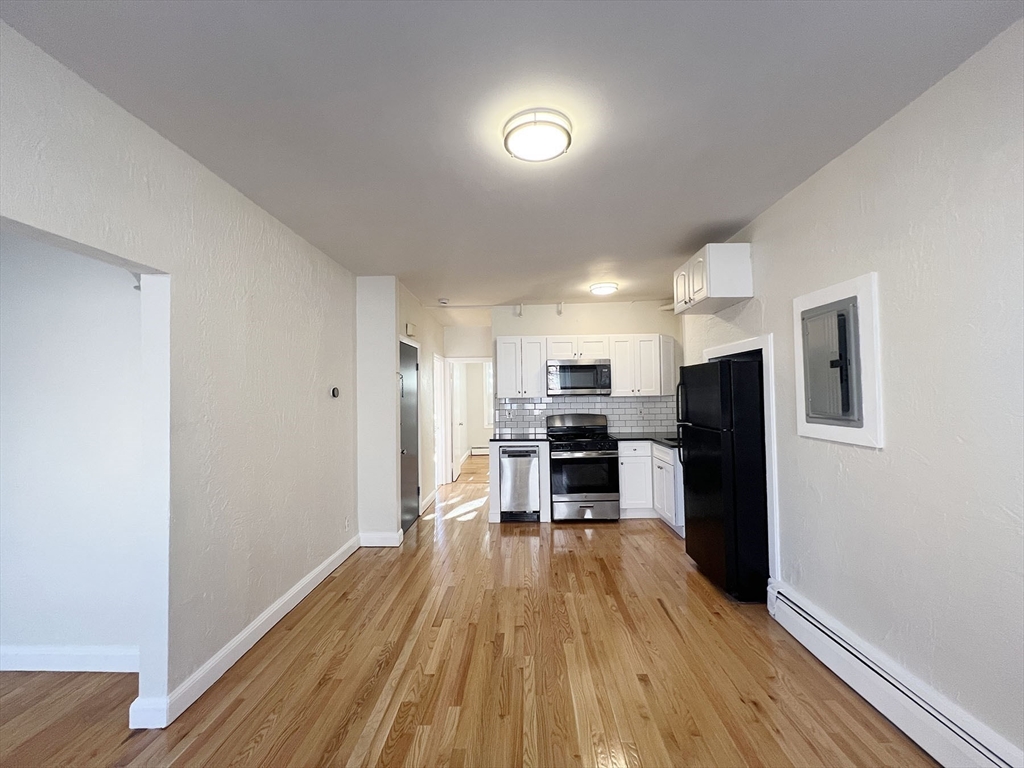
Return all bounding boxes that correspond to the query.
[491,432,679,446]
[611,433,680,448]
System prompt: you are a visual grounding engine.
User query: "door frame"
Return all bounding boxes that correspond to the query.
[702,334,780,583]
[398,336,421,518]
[446,356,494,483]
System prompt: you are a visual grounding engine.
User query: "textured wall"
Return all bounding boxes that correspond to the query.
[0,23,358,690]
[444,325,492,358]
[356,277,400,536]
[492,300,681,340]
[681,22,1023,746]
[0,233,146,651]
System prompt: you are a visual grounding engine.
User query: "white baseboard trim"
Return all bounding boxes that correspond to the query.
[420,488,437,513]
[359,530,404,547]
[0,644,139,672]
[128,533,361,729]
[470,447,489,456]
[770,582,1021,768]
[620,507,658,519]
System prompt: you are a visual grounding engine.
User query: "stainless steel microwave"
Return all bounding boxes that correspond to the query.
[546,359,612,396]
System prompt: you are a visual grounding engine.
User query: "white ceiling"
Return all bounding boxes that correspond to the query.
[2,1,1021,310]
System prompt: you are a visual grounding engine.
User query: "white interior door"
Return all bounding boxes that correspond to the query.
[433,354,446,488]
[451,362,467,478]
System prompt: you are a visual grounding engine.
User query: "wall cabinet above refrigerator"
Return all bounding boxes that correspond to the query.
[673,243,753,314]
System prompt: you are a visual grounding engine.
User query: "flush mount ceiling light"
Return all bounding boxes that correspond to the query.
[590,282,618,296]
[503,108,572,162]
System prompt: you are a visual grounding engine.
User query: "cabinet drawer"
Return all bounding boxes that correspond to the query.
[618,441,652,457]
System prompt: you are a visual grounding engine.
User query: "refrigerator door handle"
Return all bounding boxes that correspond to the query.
[676,381,687,422]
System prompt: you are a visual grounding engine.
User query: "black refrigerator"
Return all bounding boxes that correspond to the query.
[676,360,769,602]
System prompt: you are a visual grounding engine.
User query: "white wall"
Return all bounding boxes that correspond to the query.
[0,232,146,664]
[682,21,1024,750]
[444,325,492,358]
[0,21,358,713]
[463,362,493,449]
[357,277,400,539]
[492,300,679,339]
[398,284,445,504]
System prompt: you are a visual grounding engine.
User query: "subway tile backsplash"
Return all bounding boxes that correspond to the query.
[493,395,676,438]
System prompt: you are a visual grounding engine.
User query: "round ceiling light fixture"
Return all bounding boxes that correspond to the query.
[590,282,619,296]
[503,108,572,162]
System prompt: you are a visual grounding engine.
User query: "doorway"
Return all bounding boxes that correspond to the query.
[445,358,493,484]
[399,340,419,533]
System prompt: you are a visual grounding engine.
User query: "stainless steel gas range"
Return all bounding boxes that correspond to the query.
[546,414,620,521]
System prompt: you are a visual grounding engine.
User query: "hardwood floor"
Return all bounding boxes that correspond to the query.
[0,458,933,767]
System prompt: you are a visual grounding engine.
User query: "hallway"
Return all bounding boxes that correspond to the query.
[0,461,932,766]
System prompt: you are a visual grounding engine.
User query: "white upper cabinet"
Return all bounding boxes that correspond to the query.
[497,333,674,399]
[635,335,660,396]
[609,334,675,397]
[495,336,546,397]
[520,337,547,397]
[609,336,636,396]
[577,335,610,359]
[495,337,522,398]
[546,335,610,360]
[546,336,577,360]
[673,243,752,314]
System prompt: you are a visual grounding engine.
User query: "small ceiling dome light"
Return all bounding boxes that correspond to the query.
[590,282,619,296]
[503,108,572,162]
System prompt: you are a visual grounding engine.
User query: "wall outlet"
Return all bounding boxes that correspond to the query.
[344,518,350,532]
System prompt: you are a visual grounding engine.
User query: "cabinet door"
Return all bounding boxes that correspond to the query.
[673,263,689,314]
[577,335,610,359]
[689,248,708,304]
[652,459,666,518]
[634,335,662,396]
[520,336,547,397]
[546,336,577,360]
[619,455,653,508]
[609,335,635,397]
[661,459,677,525]
[495,337,522,398]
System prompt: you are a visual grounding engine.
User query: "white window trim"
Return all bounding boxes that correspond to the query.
[793,272,883,448]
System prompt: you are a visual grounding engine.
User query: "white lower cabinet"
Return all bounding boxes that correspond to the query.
[652,443,684,531]
[618,455,653,509]
[652,458,674,524]
[620,442,685,531]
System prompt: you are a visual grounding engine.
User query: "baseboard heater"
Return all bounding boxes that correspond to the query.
[775,590,1012,768]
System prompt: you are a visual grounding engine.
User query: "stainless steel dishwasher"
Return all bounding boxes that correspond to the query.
[498,446,540,522]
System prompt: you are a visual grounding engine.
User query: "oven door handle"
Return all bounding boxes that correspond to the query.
[550,450,619,459]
